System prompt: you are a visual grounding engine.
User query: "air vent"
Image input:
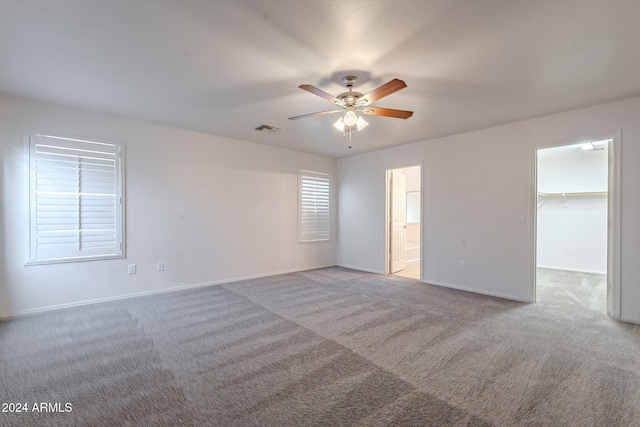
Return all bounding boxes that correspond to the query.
[254,124,282,133]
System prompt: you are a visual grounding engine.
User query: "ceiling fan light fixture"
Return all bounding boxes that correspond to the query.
[343,110,358,127]
[333,117,346,132]
[356,116,368,131]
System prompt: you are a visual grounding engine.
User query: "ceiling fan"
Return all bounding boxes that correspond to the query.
[289,76,413,135]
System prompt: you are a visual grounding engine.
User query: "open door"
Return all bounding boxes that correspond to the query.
[389,169,407,273]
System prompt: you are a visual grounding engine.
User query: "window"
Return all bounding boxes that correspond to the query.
[298,170,330,243]
[27,132,124,264]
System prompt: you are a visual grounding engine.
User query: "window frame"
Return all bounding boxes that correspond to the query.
[297,170,331,243]
[25,131,126,265]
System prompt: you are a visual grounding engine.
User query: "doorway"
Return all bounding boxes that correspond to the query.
[534,138,617,315]
[386,166,421,280]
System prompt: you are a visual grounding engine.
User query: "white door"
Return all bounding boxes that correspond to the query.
[390,170,407,273]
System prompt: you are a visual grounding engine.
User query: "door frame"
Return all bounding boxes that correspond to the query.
[530,132,621,318]
[385,164,423,281]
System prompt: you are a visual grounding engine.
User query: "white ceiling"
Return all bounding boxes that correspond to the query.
[2,0,640,158]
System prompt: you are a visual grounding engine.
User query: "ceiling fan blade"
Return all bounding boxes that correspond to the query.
[289,109,342,120]
[360,79,407,105]
[298,84,344,106]
[361,107,413,119]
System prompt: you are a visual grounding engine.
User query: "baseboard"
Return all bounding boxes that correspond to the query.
[619,314,640,326]
[337,264,384,274]
[423,279,531,303]
[2,264,337,320]
[536,265,606,275]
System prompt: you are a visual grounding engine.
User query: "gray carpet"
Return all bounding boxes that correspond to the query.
[1,267,639,426]
[536,268,607,313]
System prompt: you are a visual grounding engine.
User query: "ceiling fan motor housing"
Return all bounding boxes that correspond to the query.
[337,76,365,106]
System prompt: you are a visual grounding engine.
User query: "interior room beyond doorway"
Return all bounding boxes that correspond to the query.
[388,165,421,280]
[536,139,610,314]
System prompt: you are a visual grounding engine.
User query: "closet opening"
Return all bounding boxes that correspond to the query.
[535,139,613,314]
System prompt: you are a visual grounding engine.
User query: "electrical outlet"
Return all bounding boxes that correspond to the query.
[459,260,465,269]
[157,262,164,271]
[128,264,136,275]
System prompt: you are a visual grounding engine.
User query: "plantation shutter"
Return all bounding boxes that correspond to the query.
[298,170,330,242]
[29,133,124,263]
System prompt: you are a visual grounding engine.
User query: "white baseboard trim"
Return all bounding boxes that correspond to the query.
[2,264,337,320]
[536,265,606,275]
[423,279,531,303]
[337,264,384,274]
[620,315,640,326]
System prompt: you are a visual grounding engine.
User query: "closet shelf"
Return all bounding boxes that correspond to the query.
[537,191,607,197]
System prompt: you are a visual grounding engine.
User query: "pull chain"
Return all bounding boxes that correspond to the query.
[342,130,353,149]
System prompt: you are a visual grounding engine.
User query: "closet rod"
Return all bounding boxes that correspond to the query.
[537,191,607,197]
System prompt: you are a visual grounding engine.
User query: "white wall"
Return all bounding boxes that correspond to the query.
[537,145,608,273]
[538,144,609,193]
[0,94,337,317]
[337,96,640,324]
